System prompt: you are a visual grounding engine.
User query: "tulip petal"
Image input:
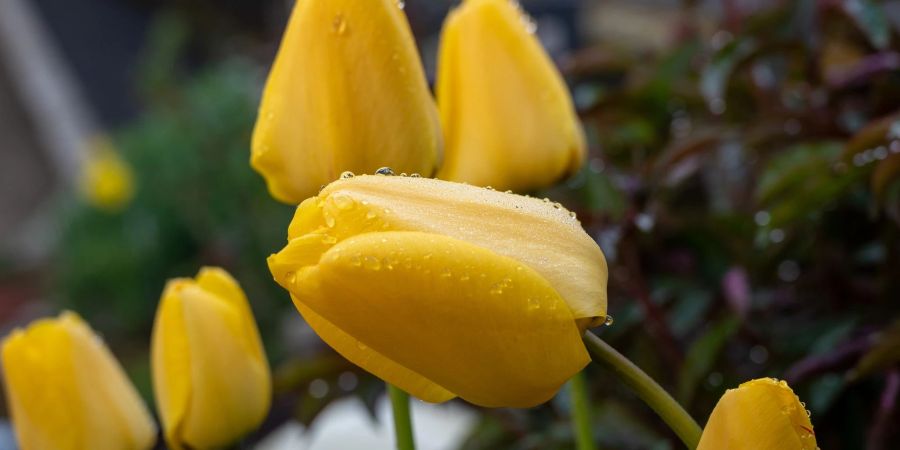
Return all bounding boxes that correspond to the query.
[287,175,607,320]
[436,0,585,191]
[251,0,442,203]
[2,313,156,450]
[294,300,455,403]
[279,230,589,407]
[697,378,818,450]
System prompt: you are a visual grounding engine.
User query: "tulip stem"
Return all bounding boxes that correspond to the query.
[568,370,597,450]
[388,384,416,450]
[583,332,702,449]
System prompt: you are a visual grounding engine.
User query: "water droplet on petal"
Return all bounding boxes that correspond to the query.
[363,256,382,270]
[439,268,452,278]
[396,0,405,9]
[339,171,355,179]
[332,194,355,210]
[410,173,421,178]
[375,167,394,176]
[604,315,615,326]
[332,14,348,35]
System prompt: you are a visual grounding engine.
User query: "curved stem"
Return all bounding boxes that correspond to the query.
[583,331,702,449]
[388,384,416,450]
[568,370,597,450]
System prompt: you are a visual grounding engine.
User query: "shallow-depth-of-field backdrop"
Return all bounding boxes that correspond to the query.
[1,0,899,449]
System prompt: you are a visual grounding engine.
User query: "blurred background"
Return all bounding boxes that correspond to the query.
[1,0,900,448]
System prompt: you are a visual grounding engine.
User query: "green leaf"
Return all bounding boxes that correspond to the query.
[676,317,741,405]
[849,319,900,381]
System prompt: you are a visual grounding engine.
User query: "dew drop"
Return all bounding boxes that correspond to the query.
[527,297,540,310]
[459,273,470,282]
[400,172,408,177]
[363,255,382,270]
[396,0,405,9]
[355,340,368,350]
[569,211,577,219]
[339,171,355,179]
[321,235,337,244]
[504,190,513,194]
[485,186,495,191]
[439,268,452,278]
[489,284,504,295]
[324,214,336,228]
[332,194,355,210]
[375,167,394,176]
[286,271,297,285]
[332,14,348,35]
[410,173,421,178]
[604,315,615,326]
[349,255,362,267]
[365,211,376,219]
[553,202,563,209]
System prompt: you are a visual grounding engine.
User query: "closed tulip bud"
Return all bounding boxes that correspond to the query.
[151,267,271,449]
[698,378,818,450]
[435,0,586,192]
[251,0,442,204]
[1,311,156,450]
[268,174,608,407]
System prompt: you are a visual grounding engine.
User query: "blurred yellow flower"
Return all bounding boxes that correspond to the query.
[251,0,442,204]
[151,267,271,450]
[1,311,156,450]
[435,0,586,192]
[697,378,818,450]
[80,135,135,212]
[268,174,608,407]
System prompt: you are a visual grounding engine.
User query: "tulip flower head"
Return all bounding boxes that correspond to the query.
[268,173,608,407]
[436,0,586,192]
[251,0,442,204]
[1,311,156,450]
[698,378,818,450]
[80,135,135,212]
[151,267,271,450]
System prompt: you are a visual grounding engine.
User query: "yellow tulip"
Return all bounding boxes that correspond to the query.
[80,135,134,212]
[251,0,442,204]
[1,311,156,450]
[435,0,586,192]
[151,267,271,449]
[697,378,818,450]
[268,174,608,407]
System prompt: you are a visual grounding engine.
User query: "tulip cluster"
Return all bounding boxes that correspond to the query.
[251,0,585,203]
[1,268,270,450]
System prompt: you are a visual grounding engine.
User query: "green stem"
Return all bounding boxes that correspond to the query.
[568,370,597,450]
[388,384,416,450]
[583,331,702,449]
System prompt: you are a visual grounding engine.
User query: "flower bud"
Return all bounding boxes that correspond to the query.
[435,0,586,192]
[151,267,271,449]
[1,311,156,450]
[268,175,608,407]
[251,0,442,204]
[698,378,818,450]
